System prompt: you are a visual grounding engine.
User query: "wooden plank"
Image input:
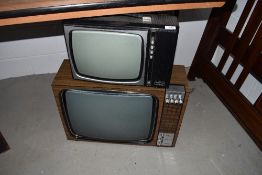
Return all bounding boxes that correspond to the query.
[234,24,262,89]
[255,96,262,114]
[0,2,225,26]
[251,55,262,81]
[0,0,225,13]
[225,1,262,81]
[216,0,255,73]
[1,0,108,12]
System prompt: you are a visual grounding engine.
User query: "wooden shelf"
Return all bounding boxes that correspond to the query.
[0,0,225,26]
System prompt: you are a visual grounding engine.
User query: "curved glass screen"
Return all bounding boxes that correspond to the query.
[71,30,143,81]
[62,89,157,143]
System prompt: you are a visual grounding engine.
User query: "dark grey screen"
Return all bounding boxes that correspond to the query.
[63,89,156,142]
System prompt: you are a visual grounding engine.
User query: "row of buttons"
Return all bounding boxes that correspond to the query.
[165,93,183,104]
[149,37,155,60]
[146,37,154,86]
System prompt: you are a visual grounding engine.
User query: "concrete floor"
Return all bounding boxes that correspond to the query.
[0,74,261,175]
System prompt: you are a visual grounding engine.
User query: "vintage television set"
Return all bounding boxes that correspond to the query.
[63,14,179,87]
[52,60,190,146]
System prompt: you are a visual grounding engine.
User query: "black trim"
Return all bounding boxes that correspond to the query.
[0,0,223,19]
[150,28,179,88]
[60,89,158,144]
[145,30,155,86]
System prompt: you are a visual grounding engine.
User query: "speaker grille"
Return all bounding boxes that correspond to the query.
[159,103,182,133]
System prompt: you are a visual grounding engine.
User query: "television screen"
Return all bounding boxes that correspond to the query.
[62,89,157,143]
[71,30,143,81]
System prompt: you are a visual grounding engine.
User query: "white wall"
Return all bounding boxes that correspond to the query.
[0,36,68,80]
[174,9,210,66]
[0,10,211,80]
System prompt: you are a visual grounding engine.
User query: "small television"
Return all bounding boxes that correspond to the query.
[63,14,179,87]
[52,60,187,146]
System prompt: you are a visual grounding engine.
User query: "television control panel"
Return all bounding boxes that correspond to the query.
[145,29,179,88]
[157,85,185,146]
[157,132,175,146]
[165,85,185,104]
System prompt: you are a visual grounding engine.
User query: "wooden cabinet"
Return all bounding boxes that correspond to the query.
[52,60,190,146]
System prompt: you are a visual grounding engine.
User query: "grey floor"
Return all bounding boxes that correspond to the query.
[0,74,261,175]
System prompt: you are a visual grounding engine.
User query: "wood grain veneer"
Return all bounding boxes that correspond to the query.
[0,0,225,12]
[52,60,190,146]
[0,1,225,26]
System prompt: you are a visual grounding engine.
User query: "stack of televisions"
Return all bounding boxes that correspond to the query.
[52,14,190,147]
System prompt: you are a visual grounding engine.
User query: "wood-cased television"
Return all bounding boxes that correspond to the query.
[52,60,189,147]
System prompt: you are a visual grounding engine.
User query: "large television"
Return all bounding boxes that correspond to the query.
[52,60,187,146]
[63,14,179,87]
